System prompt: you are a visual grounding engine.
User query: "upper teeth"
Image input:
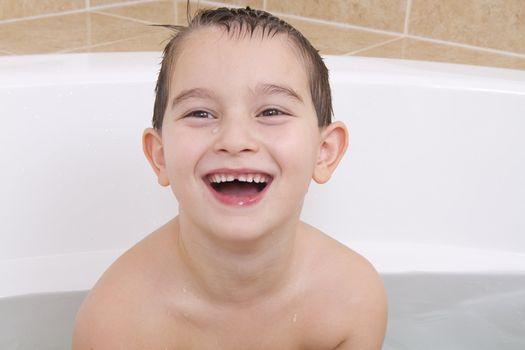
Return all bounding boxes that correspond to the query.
[208,174,269,184]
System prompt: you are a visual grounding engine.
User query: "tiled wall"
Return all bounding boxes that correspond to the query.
[0,0,524,69]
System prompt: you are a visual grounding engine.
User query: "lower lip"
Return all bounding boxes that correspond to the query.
[205,180,272,207]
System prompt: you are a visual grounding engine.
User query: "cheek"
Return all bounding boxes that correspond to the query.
[162,129,207,180]
[263,124,320,180]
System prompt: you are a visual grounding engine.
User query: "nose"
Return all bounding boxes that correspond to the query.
[213,116,259,155]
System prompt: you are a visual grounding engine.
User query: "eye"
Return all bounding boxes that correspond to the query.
[185,110,214,119]
[259,108,286,117]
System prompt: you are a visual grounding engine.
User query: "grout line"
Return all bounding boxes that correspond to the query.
[0,0,523,62]
[93,10,156,25]
[198,1,234,8]
[406,34,525,59]
[186,0,197,17]
[263,0,267,10]
[201,1,400,37]
[345,36,404,56]
[173,0,178,23]
[59,32,168,53]
[403,0,412,35]
[0,9,91,24]
[85,0,90,10]
[0,0,155,24]
[86,7,93,46]
[276,12,402,38]
[89,0,157,11]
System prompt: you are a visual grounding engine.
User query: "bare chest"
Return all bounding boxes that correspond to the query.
[133,299,346,350]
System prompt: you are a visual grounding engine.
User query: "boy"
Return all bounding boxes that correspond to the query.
[73,6,387,349]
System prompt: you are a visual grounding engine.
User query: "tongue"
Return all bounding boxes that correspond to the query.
[218,182,260,196]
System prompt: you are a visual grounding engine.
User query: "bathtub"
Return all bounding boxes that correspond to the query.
[1,52,524,349]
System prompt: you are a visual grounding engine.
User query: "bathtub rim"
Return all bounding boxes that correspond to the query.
[2,242,525,298]
[2,52,525,298]
[0,52,524,94]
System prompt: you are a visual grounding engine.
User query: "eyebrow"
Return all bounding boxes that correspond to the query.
[255,83,304,104]
[171,88,216,108]
[170,83,304,108]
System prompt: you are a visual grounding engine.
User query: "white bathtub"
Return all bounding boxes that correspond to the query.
[1,53,524,349]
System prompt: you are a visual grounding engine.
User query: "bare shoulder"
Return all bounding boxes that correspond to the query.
[72,220,178,349]
[300,223,387,350]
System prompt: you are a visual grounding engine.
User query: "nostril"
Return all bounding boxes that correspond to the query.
[211,119,260,154]
[213,134,259,154]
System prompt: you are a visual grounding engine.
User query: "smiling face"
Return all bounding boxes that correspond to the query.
[143,26,347,242]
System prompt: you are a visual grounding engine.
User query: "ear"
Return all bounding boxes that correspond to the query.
[313,121,349,184]
[142,128,170,187]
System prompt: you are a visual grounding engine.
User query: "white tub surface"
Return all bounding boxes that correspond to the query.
[1,53,525,349]
[2,53,525,260]
[2,243,525,298]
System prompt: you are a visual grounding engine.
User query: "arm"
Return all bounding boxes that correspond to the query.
[71,292,123,349]
[71,266,140,349]
[335,257,388,350]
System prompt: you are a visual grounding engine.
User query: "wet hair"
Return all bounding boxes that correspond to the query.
[152,5,333,130]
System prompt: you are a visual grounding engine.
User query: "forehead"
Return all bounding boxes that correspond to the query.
[170,26,310,96]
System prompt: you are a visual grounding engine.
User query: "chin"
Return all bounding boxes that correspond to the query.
[208,216,277,243]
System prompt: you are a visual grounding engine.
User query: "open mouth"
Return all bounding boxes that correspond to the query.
[205,173,272,206]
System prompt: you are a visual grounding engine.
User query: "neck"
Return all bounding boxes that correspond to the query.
[175,214,299,305]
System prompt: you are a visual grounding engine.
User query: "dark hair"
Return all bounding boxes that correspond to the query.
[152,6,333,129]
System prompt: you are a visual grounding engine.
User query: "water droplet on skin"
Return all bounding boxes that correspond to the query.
[293,313,297,323]
[211,127,220,134]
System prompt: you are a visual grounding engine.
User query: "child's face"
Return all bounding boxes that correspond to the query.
[145,27,344,240]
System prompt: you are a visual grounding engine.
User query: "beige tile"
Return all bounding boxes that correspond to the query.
[96,4,398,55]
[0,14,89,53]
[0,0,84,21]
[0,50,13,55]
[70,30,173,52]
[0,12,162,54]
[410,0,525,54]
[211,0,264,9]
[182,1,229,24]
[90,0,143,6]
[284,17,399,55]
[267,0,407,32]
[355,37,525,71]
[164,1,246,26]
[97,1,180,24]
[90,12,164,44]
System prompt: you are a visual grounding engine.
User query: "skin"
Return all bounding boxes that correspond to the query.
[73,26,387,349]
